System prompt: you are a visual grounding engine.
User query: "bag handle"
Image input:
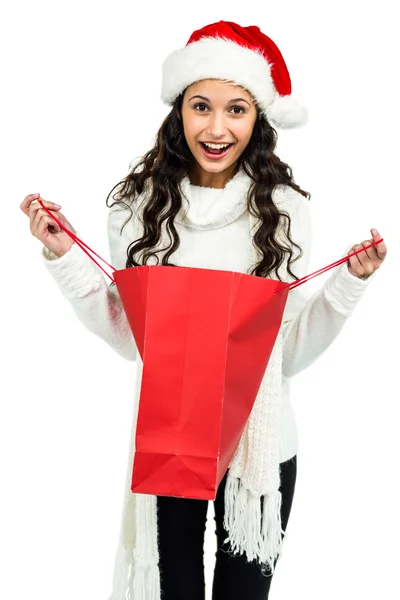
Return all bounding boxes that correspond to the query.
[39,201,116,284]
[39,201,383,290]
[285,238,383,292]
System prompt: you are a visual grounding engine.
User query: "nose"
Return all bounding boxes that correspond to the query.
[206,112,227,139]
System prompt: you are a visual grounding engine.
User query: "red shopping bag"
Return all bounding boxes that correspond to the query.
[116,266,289,499]
[39,201,383,500]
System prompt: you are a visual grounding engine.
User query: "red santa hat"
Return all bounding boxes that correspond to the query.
[161,20,308,129]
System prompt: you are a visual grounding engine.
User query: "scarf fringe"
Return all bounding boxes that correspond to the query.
[261,489,284,573]
[131,561,161,600]
[107,545,161,600]
[107,544,129,600]
[223,474,284,575]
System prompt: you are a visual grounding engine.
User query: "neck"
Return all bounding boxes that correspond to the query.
[189,161,239,188]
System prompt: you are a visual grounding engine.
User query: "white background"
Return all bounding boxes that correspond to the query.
[2,1,399,599]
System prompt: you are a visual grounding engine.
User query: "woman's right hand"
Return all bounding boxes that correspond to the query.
[20,193,76,258]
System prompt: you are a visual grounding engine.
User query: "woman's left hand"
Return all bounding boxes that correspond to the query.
[347,228,387,280]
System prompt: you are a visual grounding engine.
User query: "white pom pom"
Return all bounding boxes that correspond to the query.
[265,95,309,129]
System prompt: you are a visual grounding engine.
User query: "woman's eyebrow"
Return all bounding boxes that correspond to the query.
[188,94,251,107]
[188,95,210,102]
[228,97,251,107]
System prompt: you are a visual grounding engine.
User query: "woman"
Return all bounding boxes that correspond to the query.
[20,20,386,600]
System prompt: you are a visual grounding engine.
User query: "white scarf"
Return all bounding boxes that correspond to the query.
[108,170,289,600]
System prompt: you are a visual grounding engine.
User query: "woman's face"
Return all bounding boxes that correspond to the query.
[181,79,258,186]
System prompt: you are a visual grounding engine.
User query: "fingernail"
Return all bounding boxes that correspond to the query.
[54,204,62,208]
[371,228,378,235]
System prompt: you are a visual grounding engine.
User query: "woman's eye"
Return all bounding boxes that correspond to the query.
[230,106,245,115]
[192,104,245,114]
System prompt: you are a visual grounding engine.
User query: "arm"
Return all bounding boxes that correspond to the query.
[279,195,378,378]
[40,205,137,361]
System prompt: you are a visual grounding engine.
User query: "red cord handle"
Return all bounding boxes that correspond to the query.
[39,200,383,290]
[39,201,116,283]
[286,238,384,291]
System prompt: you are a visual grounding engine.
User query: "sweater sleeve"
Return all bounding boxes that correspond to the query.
[281,195,378,378]
[40,205,137,361]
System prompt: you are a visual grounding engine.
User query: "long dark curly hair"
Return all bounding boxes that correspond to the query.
[106,93,311,287]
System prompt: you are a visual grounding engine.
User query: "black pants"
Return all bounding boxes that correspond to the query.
[157,455,297,600]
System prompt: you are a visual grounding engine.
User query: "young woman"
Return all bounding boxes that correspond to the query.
[20,20,386,600]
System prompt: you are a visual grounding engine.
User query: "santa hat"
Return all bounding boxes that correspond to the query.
[161,20,308,129]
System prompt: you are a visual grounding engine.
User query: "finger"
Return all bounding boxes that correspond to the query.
[31,209,61,235]
[370,228,381,242]
[359,240,374,262]
[27,201,62,223]
[28,200,61,222]
[347,244,374,277]
[370,228,386,256]
[53,211,76,235]
[350,240,378,264]
[358,241,378,272]
[30,207,57,225]
[366,240,385,263]
[358,242,376,275]
[20,193,42,215]
[22,195,61,217]
[44,209,62,233]
[376,241,387,261]
[347,252,361,277]
[347,251,374,278]
[370,228,387,261]
[40,214,62,235]
[348,244,364,267]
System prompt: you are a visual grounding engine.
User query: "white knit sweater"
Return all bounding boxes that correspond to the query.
[41,169,377,598]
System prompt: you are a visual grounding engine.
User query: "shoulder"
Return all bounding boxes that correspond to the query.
[107,188,147,236]
[272,184,312,241]
[108,178,152,231]
[107,201,141,270]
[107,201,135,232]
[107,187,151,268]
[272,183,309,217]
[273,184,313,270]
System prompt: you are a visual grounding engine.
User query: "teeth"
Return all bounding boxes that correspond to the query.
[203,142,231,149]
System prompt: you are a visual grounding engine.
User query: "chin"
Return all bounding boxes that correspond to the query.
[200,162,232,174]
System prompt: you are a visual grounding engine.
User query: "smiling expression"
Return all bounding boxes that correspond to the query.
[181,79,258,187]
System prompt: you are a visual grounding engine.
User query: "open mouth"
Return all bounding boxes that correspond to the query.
[199,142,234,160]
